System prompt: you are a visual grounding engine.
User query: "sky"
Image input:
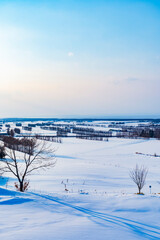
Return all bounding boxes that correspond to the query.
[0,0,160,118]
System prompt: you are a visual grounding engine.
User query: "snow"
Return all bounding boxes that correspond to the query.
[1,136,160,239]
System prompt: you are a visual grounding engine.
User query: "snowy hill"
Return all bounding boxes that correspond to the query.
[1,137,160,239]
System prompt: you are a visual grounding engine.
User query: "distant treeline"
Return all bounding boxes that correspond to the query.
[1,136,35,155]
[117,127,160,139]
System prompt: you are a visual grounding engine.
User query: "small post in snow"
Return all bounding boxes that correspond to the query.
[149,185,152,194]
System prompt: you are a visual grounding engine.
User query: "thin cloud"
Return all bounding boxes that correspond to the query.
[112,77,139,85]
[68,52,74,57]
[125,77,139,82]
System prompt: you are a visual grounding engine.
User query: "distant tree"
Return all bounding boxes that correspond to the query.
[6,128,15,137]
[130,165,148,194]
[0,137,56,192]
[149,130,154,138]
[10,129,15,137]
[14,128,21,134]
[155,129,160,139]
[7,128,10,135]
[0,145,6,159]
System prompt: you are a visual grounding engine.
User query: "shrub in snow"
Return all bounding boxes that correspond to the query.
[15,180,29,192]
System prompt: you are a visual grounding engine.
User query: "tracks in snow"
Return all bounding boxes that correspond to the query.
[30,192,160,239]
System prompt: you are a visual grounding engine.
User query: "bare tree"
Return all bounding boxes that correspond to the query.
[130,165,148,194]
[0,137,56,192]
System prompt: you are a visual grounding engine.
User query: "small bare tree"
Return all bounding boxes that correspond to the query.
[130,164,148,194]
[0,137,56,192]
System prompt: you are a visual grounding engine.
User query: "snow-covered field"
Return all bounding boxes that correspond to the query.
[1,137,160,240]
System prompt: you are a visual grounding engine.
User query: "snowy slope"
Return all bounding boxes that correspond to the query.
[1,137,160,240]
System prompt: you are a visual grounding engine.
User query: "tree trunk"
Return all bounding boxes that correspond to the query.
[138,187,141,194]
[19,181,24,192]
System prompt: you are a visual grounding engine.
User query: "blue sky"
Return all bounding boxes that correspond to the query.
[0,0,160,118]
